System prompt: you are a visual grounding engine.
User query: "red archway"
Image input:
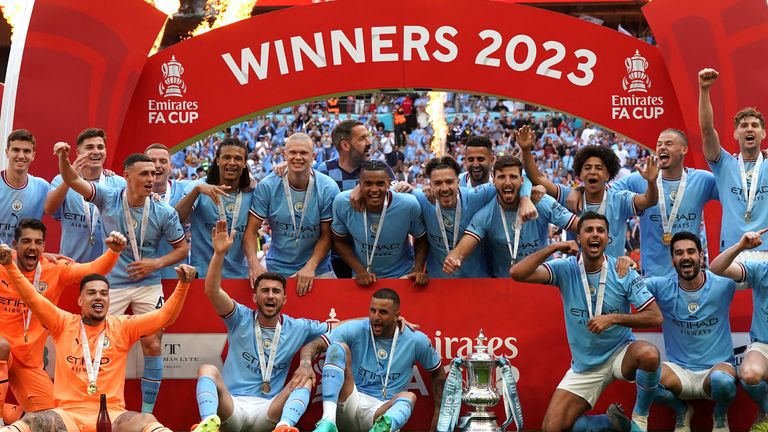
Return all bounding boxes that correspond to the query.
[113,0,684,163]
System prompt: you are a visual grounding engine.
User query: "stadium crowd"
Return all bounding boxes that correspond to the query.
[0,67,767,432]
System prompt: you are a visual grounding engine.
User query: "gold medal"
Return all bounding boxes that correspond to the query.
[87,381,97,395]
[23,332,28,343]
[746,211,752,223]
[382,388,387,399]
[262,382,271,393]
[662,232,672,245]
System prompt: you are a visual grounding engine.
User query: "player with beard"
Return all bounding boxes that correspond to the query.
[0,130,50,245]
[563,130,718,277]
[0,220,125,425]
[443,155,579,278]
[56,144,187,415]
[315,120,411,278]
[519,126,660,258]
[458,135,495,188]
[45,128,126,262]
[708,228,768,431]
[699,68,768,260]
[192,220,334,432]
[244,133,339,295]
[0,244,195,432]
[331,161,428,286]
[175,138,252,279]
[414,155,541,278]
[511,212,662,432]
[641,231,737,432]
[301,289,446,432]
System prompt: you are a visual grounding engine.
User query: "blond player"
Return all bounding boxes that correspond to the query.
[0,244,196,432]
[0,219,123,425]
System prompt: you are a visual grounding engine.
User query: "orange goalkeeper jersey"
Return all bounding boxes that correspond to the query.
[4,261,190,412]
[0,250,119,368]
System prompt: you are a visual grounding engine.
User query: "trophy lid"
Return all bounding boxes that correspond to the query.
[467,329,494,361]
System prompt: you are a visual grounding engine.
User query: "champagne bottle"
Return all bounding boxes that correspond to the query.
[97,394,111,432]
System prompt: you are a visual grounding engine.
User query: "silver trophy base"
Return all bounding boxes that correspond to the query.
[459,411,501,432]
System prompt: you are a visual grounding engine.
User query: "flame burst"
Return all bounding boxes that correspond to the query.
[191,0,258,37]
[0,0,26,41]
[426,92,448,157]
[145,0,181,16]
[144,0,181,56]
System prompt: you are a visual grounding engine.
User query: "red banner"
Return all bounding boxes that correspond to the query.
[50,278,757,431]
[113,0,684,167]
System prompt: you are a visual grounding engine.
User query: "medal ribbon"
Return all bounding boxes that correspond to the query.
[282,173,315,241]
[79,320,106,392]
[254,315,282,391]
[369,323,399,399]
[162,181,173,204]
[582,189,607,215]
[578,255,608,319]
[435,193,461,251]
[738,152,763,220]
[216,191,243,238]
[21,263,41,342]
[657,169,687,239]
[498,204,521,264]
[363,193,389,273]
[122,192,150,261]
[82,171,105,244]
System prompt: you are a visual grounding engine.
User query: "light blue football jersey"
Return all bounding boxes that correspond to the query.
[222,303,331,397]
[156,179,191,279]
[251,171,339,276]
[556,184,636,258]
[323,319,442,400]
[331,191,426,278]
[185,182,252,279]
[709,148,768,251]
[544,255,654,372]
[414,184,496,278]
[466,195,577,278]
[51,173,127,262]
[88,183,185,288]
[612,169,717,277]
[0,171,49,244]
[740,261,768,344]
[645,272,735,371]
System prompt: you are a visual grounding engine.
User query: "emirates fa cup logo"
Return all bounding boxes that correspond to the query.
[622,50,651,93]
[159,55,187,98]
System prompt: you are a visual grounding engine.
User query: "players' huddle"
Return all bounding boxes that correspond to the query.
[0,68,767,432]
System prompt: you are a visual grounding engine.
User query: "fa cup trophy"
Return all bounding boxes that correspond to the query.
[437,330,523,432]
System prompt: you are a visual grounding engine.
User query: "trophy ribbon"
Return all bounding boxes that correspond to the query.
[283,172,315,242]
[499,358,524,431]
[738,152,763,223]
[254,313,282,395]
[363,192,389,273]
[657,169,687,245]
[436,358,463,432]
[80,320,106,396]
[122,192,150,262]
[216,191,244,238]
[21,263,42,343]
